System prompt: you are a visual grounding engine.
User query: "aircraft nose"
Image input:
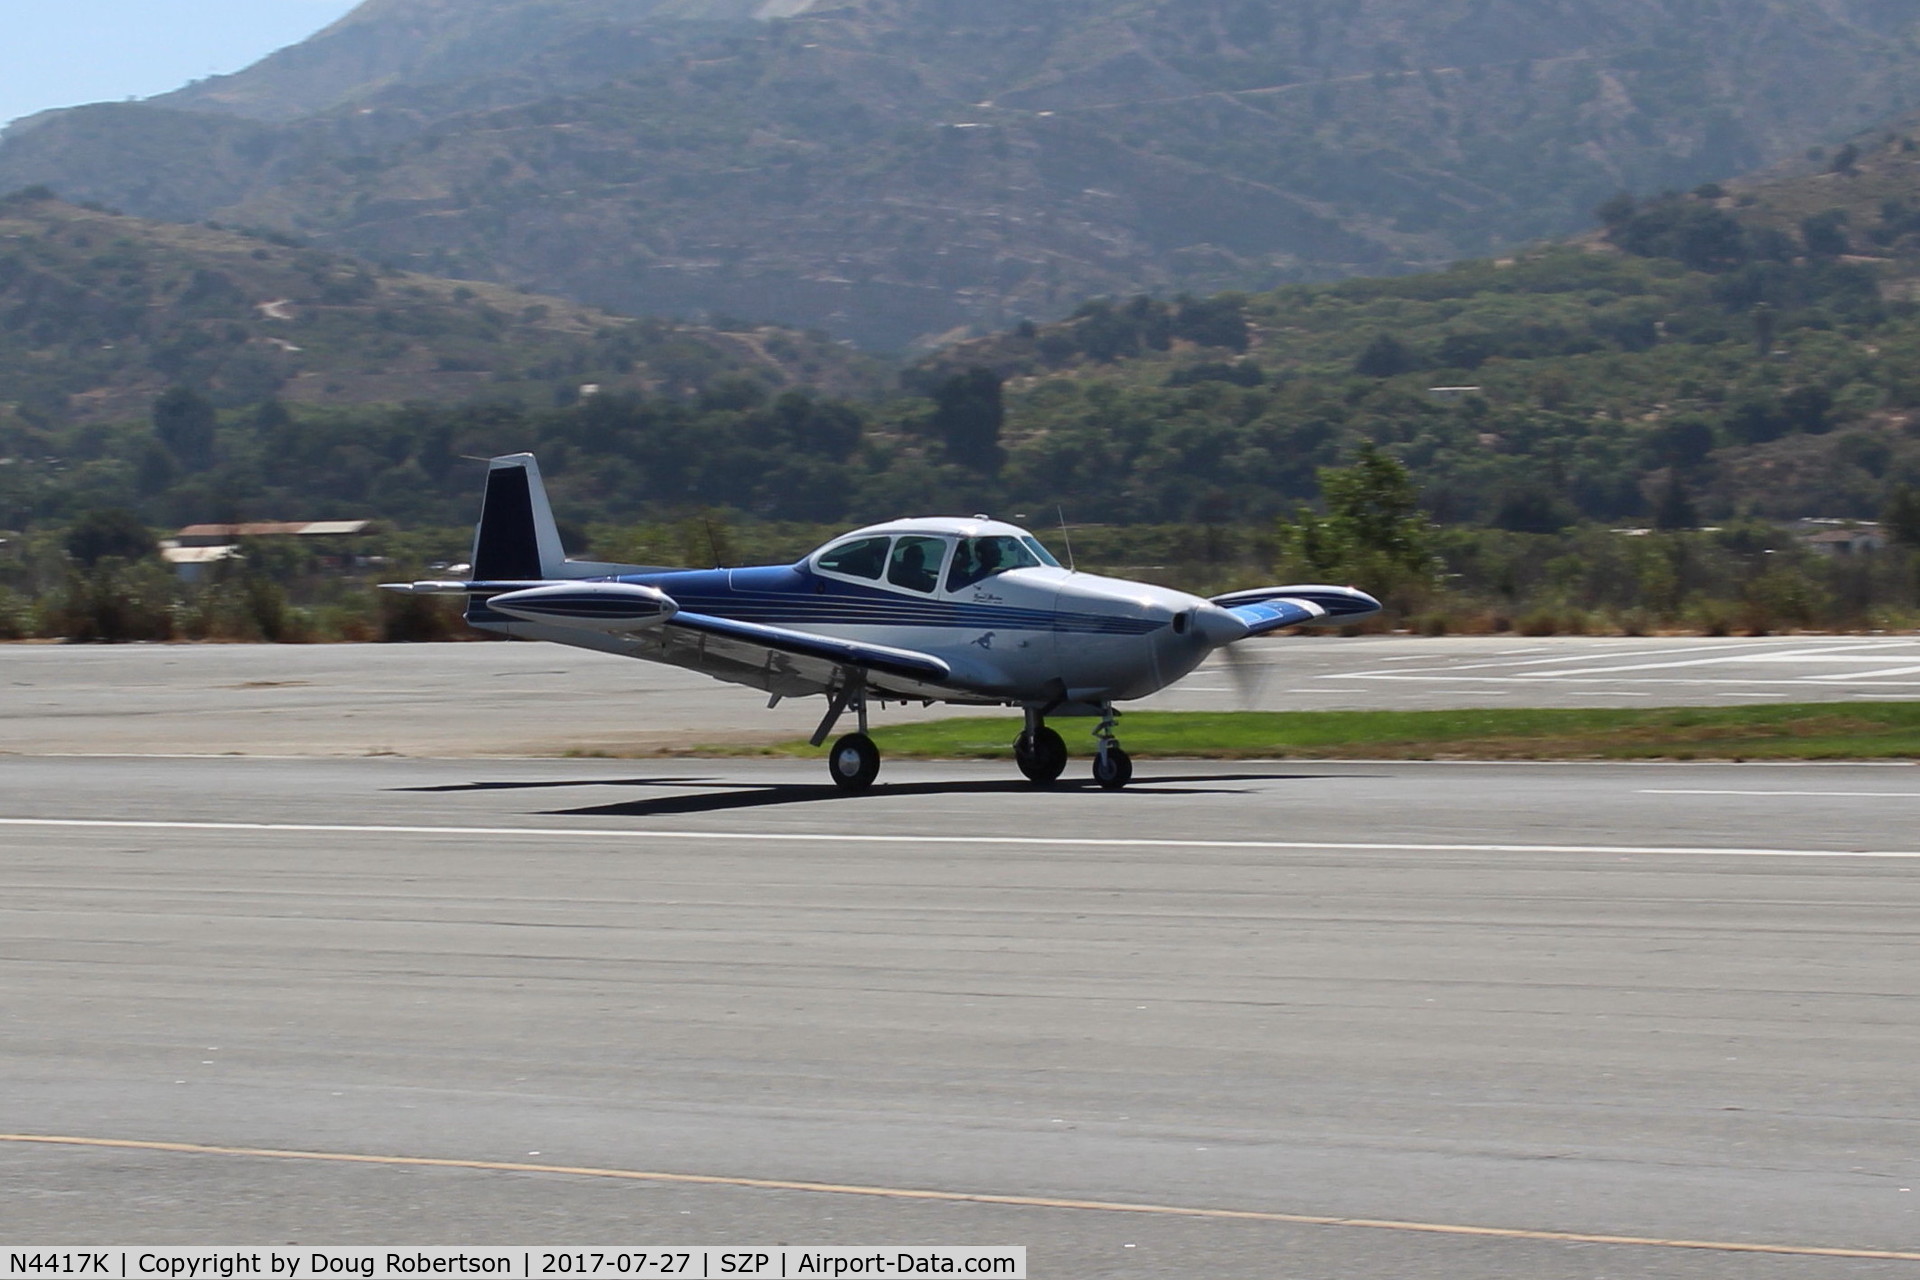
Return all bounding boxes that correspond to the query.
[1192,603,1250,648]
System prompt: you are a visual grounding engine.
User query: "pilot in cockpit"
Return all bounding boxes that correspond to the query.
[947,537,1005,592]
[976,539,1004,577]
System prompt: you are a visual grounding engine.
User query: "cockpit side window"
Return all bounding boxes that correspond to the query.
[887,535,945,593]
[816,535,890,580]
[945,535,1042,592]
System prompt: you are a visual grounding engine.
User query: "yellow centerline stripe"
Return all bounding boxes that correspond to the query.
[4,1134,1916,1261]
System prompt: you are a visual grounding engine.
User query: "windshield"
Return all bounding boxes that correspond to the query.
[946,535,1044,592]
[1021,536,1062,568]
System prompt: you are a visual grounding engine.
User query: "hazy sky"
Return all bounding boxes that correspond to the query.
[0,0,362,129]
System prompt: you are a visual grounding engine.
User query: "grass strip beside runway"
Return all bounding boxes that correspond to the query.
[704,703,1920,761]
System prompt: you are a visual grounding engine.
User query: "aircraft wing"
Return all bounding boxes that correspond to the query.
[603,610,955,703]
[664,612,951,684]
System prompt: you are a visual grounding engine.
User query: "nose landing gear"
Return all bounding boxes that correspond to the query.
[1092,742,1133,789]
[1091,703,1132,790]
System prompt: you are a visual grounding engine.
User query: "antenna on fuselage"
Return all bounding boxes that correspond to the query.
[1056,504,1077,572]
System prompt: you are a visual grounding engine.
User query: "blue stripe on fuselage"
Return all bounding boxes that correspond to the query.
[614,564,1162,636]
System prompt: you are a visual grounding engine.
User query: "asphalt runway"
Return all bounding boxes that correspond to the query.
[4,753,1919,1276]
[9,633,1920,757]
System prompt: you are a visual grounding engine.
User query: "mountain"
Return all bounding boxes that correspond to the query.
[148,0,810,124]
[905,121,1920,527]
[0,189,879,425]
[1704,108,1920,281]
[8,0,1920,347]
[15,128,1920,550]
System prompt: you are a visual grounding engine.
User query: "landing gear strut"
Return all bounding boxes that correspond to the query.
[814,669,880,792]
[1090,703,1132,790]
[1013,706,1068,786]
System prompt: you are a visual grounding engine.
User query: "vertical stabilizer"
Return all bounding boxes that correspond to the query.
[471,453,567,581]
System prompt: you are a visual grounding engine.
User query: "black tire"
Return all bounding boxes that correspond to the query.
[1092,744,1133,790]
[828,732,881,792]
[1014,726,1069,785]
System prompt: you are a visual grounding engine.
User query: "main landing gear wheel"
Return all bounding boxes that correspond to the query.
[1014,726,1068,785]
[1092,743,1133,790]
[828,732,881,792]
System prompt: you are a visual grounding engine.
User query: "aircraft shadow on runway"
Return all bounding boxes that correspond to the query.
[396,771,1340,818]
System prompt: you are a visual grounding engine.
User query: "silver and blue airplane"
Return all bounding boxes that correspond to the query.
[385,453,1381,790]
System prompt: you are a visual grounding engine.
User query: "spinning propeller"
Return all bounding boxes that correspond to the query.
[1218,638,1272,710]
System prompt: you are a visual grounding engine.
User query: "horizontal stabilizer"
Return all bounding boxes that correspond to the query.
[379,578,561,595]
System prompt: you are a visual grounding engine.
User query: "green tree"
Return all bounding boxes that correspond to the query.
[1801,210,1850,258]
[65,509,156,567]
[1752,303,1776,358]
[1609,197,1751,271]
[1653,472,1697,530]
[1171,294,1249,350]
[48,559,176,642]
[1491,485,1574,534]
[152,386,217,471]
[1280,443,1434,599]
[1596,192,1637,230]
[1882,485,1920,547]
[1647,415,1716,469]
[1353,333,1419,377]
[930,367,1005,474]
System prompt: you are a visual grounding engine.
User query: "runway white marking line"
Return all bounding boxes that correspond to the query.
[1326,674,1920,687]
[1335,642,1920,683]
[4,1135,1917,1263]
[1336,639,1897,679]
[1811,663,1920,681]
[4,817,1919,858]
[8,755,1915,767]
[1641,789,1920,799]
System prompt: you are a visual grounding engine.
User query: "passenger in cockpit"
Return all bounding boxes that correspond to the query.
[889,538,939,593]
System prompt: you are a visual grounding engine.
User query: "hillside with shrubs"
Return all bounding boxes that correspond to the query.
[15,122,1920,638]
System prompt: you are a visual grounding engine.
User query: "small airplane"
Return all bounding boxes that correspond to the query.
[385,453,1381,790]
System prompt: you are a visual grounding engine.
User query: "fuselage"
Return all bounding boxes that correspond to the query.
[617,517,1220,704]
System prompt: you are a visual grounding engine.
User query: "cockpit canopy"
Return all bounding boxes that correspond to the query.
[809,520,1062,595]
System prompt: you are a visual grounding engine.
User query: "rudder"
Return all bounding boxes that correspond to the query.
[471,453,567,581]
